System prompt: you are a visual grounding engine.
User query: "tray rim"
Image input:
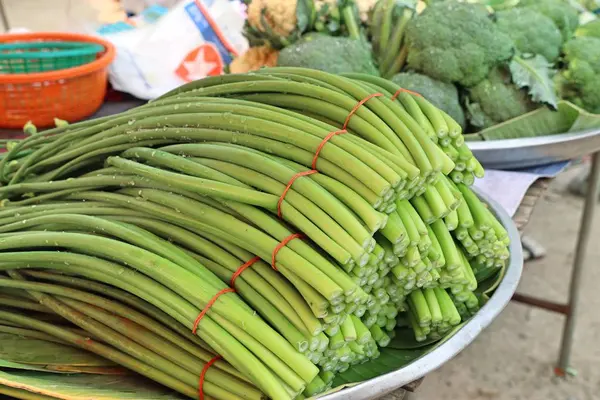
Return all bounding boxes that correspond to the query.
[467,128,600,169]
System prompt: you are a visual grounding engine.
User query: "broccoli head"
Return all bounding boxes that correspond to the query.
[276,34,379,75]
[495,8,563,62]
[391,72,465,128]
[404,2,514,87]
[519,0,579,41]
[560,37,600,113]
[466,67,538,129]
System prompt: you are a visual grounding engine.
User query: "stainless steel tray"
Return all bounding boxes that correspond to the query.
[467,128,600,169]
[318,189,523,400]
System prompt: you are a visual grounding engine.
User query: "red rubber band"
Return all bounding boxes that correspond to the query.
[230,256,261,287]
[390,88,422,101]
[342,93,383,130]
[199,355,222,400]
[271,233,305,271]
[312,129,347,169]
[277,170,318,218]
[192,288,235,334]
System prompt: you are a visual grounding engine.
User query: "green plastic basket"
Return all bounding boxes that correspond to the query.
[0,41,105,74]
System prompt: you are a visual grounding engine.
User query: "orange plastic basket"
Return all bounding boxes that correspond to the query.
[0,32,115,129]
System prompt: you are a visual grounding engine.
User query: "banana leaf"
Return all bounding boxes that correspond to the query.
[464,100,600,141]
[0,371,187,400]
[329,323,465,389]
[0,384,59,400]
[388,328,442,349]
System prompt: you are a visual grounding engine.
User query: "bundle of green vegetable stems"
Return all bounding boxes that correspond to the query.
[0,68,510,400]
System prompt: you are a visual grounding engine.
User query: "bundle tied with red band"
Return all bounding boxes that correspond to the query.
[0,68,508,400]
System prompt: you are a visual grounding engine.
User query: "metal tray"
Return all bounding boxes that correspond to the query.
[318,189,524,400]
[467,128,600,170]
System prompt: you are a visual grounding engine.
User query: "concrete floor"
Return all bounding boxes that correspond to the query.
[387,166,600,400]
[2,2,600,400]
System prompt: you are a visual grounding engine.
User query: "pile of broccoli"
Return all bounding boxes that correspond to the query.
[397,0,599,131]
[236,0,600,132]
[559,36,600,114]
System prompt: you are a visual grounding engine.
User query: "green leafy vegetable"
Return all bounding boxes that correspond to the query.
[495,8,563,62]
[404,1,514,87]
[276,34,380,75]
[509,55,558,108]
[466,67,538,129]
[519,0,580,41]
[559,36,600,113]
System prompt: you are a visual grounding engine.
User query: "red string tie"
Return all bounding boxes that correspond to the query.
[277,170,318,218]
[199,355,222,400]
[271,233,305,271]
[311,129,347,169]
[342,93,383,130]
[192,288,235,334]
[390,88,422,101]
[230,256,261,287]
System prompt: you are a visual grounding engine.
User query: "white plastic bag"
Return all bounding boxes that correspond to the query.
[102,0,248,99]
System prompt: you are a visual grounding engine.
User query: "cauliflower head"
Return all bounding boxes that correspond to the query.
[560,37,600,113]
[276,34,379,75]
[405,2,514,87]
[391,72,465,128]
[495,8,563,62]
[229,46,279,74]
[245,0,371,47]
[466,67,537,129]
[246,0,299,39]
[355,0,378,22]
[519,0,579,41]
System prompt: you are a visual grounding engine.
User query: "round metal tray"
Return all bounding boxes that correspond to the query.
[318,189,524,400]
[467,128,600,169]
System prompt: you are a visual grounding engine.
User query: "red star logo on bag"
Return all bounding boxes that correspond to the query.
[175,43,224,82]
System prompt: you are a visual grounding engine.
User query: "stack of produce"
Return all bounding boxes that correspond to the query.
[234,0,600,137]
[0,68,510,399]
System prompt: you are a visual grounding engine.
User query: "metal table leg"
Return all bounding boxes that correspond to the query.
[556,151,600,375]
[511,152,600,376]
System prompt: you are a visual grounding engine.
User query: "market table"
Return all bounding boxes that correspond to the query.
[470,131,600,376]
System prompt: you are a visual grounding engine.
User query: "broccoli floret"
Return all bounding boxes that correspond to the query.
[404,2,514,87]
[276,34,379,75]
[495,8,563,62]
[560,37,600,113]
[391,72,465,128]
[519,0,579,41]
[466,67,537,129]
